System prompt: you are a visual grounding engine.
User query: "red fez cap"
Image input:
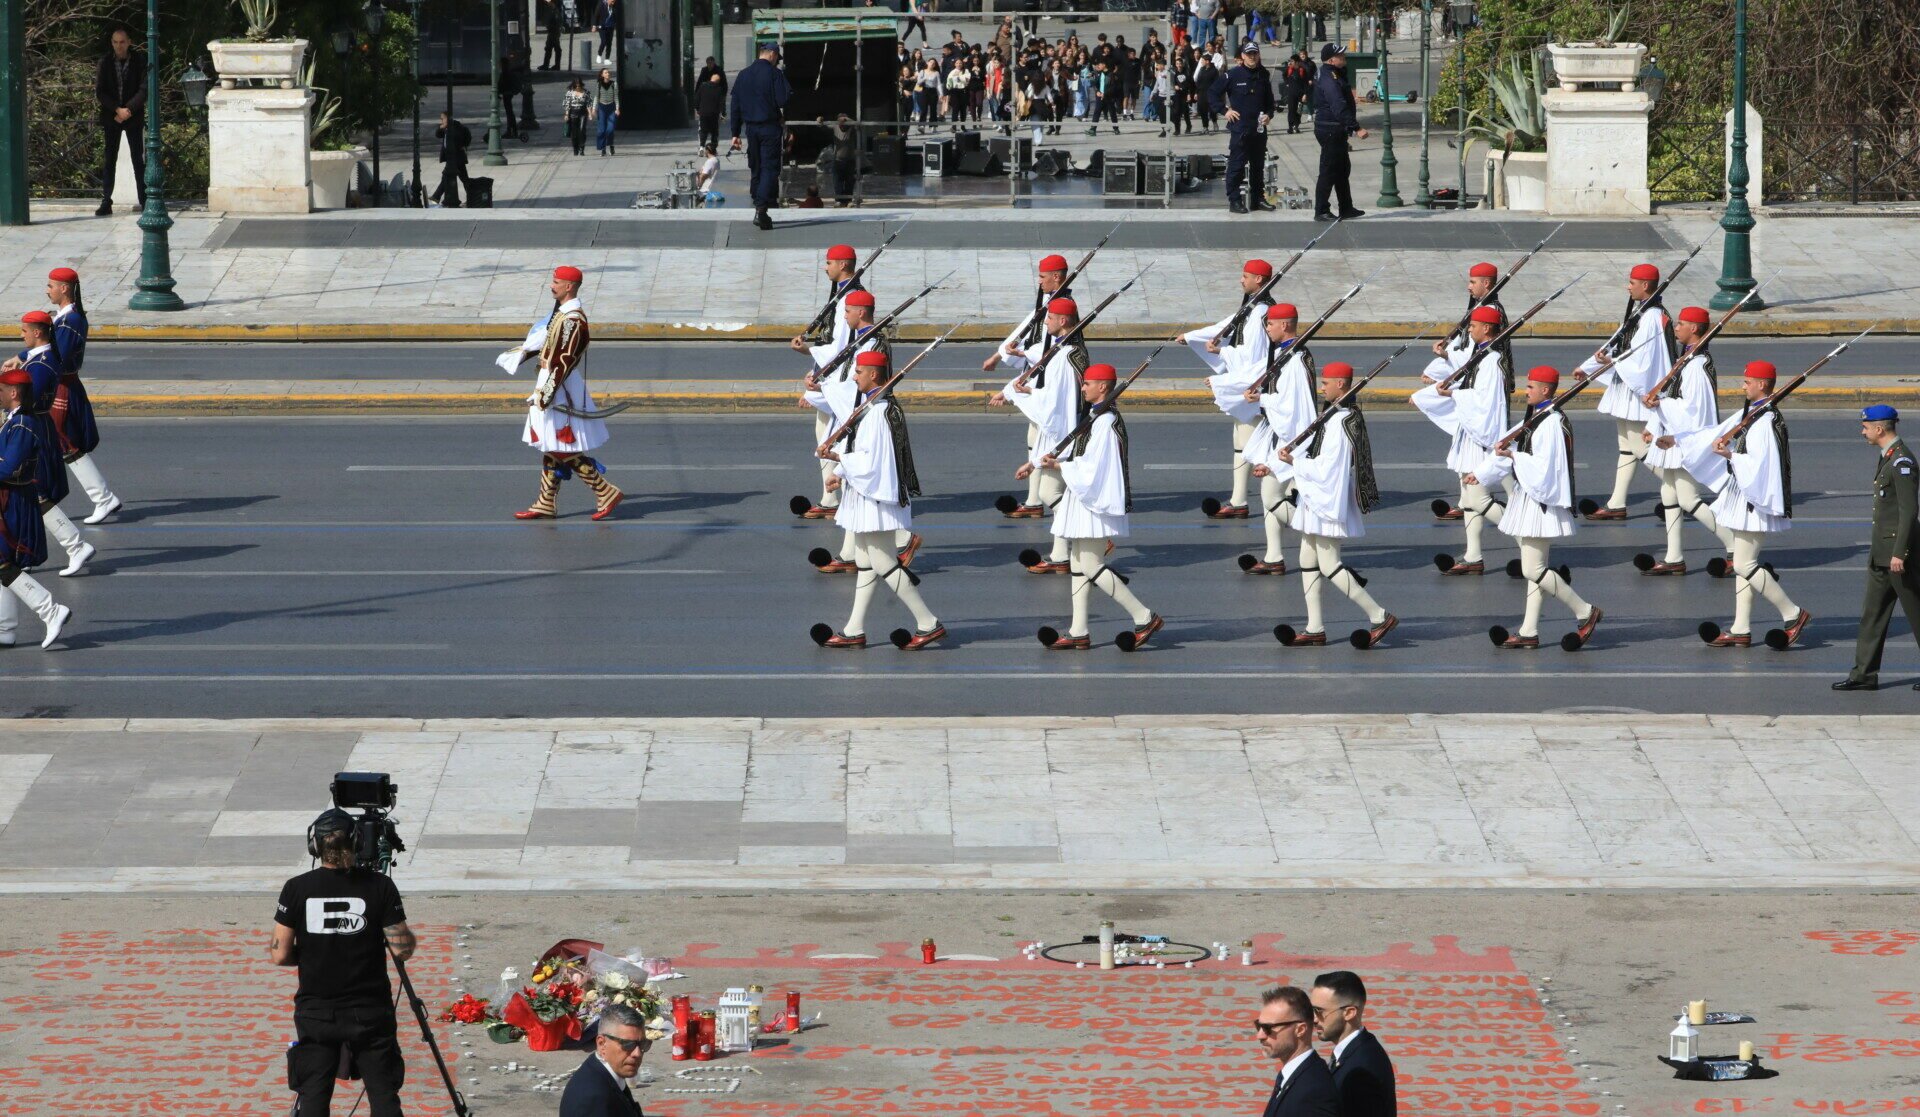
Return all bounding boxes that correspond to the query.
[48,267,78,283]
[1527,365,1560,386]
[1243,260,1273,278]
[1629,263,1660,282]
[20,310,52,326]
[1468,262,1498,278]
[855,350,889,368]
[1047,297,1078,317]
[0,369,30,387]
[552,265,583,282]
[1469,305,1504,325]
[843,290,875,308]
[1266,303,1298,320]
[1322,361,1355,380]
[826,244,857,261]
[1038,254,1069,272]
[1083,362,1117,382]
[1678,306,1711,326]
[1744,360,1777,381]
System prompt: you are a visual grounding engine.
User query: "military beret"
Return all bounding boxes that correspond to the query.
[1322,361,1354,380]
[855,350,889,368]
[552,265,583,282]
[1266,303,1298,320]
[843,290,875,308]
[1678,306,1711,325]
[1468,262,1497,278]
[826,244,856,261]
[1527,365,1560,385]
[1047,297,1078,317]
[19,310,52,326]
[0,369,30,387]
[1629,263,1660,282]
[48,267,78,283]
[1037,254,1069,272]
[1744,360,1777,381]
[1469,305,1504,325]
[1243,260,1273,278]
[1083,362,1117,382]
[1863,404,1899,422]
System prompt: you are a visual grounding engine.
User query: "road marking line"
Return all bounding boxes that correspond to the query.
[108,569,730,576]
[91,644,452,652]
[0,669,1902,683]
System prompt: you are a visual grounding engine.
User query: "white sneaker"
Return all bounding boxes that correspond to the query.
[41,604,69,649]
[60,541,94,577]
[84,494,121,524]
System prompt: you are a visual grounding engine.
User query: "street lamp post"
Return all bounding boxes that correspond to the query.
[1451,0,1472,202]
[1375,0,1402,207]
[130,0,183,311]
[365,1,387,200]
[410,0,424,205]
[1711,0,1762,310]
[484,0,508,165]
[1415,0,1432,206]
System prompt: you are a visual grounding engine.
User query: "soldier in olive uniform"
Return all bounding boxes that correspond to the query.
[1834,405,1920,691]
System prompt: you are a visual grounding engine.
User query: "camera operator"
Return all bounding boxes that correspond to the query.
[270,808,417,1117]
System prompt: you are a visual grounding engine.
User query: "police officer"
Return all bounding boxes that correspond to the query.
[729,41,792,232]
[271,809,418,1117]
[1835,405,1920,691]
[1311,43,1368,221]
[1208,40,1276,214]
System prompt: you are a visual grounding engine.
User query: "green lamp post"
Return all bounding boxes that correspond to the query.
[1711,0,1761,310]
[130,0,184,312]
[1415,0,1432,207]
[1375,0,1402,207]
[484,0,508,165]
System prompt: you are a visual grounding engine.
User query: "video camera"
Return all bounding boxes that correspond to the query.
[329,771,407,875]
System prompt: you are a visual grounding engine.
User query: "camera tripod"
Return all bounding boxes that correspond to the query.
[281,950,471,1117]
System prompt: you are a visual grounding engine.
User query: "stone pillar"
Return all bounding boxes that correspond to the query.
[1542,43,1651,215]
[207,86,314,213]
[1725,101,1761,203]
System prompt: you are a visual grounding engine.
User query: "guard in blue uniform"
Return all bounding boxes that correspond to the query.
[1208,41,1276,214]
[0,368,73,649]
[9,312,93,577]
[1311,43,1368,221]
[1835,405,1920,691]
[46,267,118,523]
[728,41,792,231]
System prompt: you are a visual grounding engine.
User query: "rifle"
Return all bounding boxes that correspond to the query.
[1011,262,1155,392]
[1586,230,1717,363]
[1715,325,1875,448]
[1492,330,1663,449]
[1431,271,1589,392]
[801,218,912,338]
[1058,221,1122,293]
[1255,266,1384,391]
[1281,333,1426,454]
[1207,219,1342,348]
[1045,339,1172,458]
[1441,222,1564,342]
[1639,278,1773,404]
[817,325,964,454]
[807,270,955,387]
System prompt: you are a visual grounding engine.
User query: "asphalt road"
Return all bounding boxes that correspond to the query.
[5,409,1912,718]
[84,336,1920,384]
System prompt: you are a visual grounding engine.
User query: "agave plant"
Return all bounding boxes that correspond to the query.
[303,56,347,148]
[233,0,279,42]
[1459,51,1548,162]
[1596,4,1631,47]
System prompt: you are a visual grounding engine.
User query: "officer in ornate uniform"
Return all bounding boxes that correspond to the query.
[10,312,93,576]
[1835,405,1920,691]
[795,244,866,520]
[0,368,72,649]
[46,267,119,523]
[509,266,622,521]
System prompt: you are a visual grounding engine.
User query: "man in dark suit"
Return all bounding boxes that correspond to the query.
[431,112,475,207]
[94,27,147,216]
[559,1001,651,1116]
[1312,970,1397,1117]
[1255,985,1340,1117]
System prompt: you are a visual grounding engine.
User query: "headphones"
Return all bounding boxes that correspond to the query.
[306,808,356,860]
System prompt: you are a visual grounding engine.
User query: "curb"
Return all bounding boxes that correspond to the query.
[92,319,1920,343]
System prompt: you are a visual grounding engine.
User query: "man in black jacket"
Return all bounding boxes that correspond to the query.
[1255,985,1340,1116]
[559,1002,651,1116]
[1282,47,1315,133]
[1207,40,1276,214]
[431,113,476,207]
[94,28,146,216]
[1311,43,1368,221]
[1312,970,1397,1117]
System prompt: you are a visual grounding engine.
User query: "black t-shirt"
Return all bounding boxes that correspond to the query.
[275,867,407,1008]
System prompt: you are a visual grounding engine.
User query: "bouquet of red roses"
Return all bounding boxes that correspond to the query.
[441,993,498,1025]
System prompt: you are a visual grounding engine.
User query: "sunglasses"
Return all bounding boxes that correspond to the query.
[1254,1019,1307,1035]
[600,1035,651,1053]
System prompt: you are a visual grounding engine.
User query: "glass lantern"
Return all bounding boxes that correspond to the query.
[717,988,755,1052]
[1668,1015,1700,1062]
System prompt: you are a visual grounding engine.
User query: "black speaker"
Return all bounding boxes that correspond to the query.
[954,129,984,154]
[1102,152,1140,195]
[1084,148,1103,176]
[988,135,1034,171]
[1141,153,1174,195]
[922,138,955,176]
[870,133,906,176]
[957,149,1003,176]
[1033,148,1071,176]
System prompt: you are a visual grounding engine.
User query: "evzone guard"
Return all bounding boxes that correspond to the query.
[1266,361,1396,648]
[1414,304,1512,576]
[43,268,119,525]
[1468,366,1604,651]
[986,254,1074,520]
[1693,360,1811,650]
[1635,305,1732,576]
[1183,259,1275,520]
[1236,303,1316,575]
[1575,262,1676,522]
[508,266,623,521]
[810,349,945,651]
[7,312,94,576]
[0,368,72,649]
[1028,362,1161,651]
[1425,261,1511,523]
[800,289,919,575]
[989,297,1088,574]
[792,244,866,520]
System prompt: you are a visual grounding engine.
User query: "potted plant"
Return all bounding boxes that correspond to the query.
[306,67,360,208]
[208,0,308,90]
[1461,52,1548,210]
[1547,5,1647,90]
